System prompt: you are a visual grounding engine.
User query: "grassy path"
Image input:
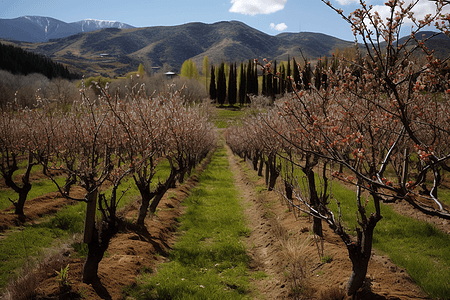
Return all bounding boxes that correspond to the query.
[126,143,260,300]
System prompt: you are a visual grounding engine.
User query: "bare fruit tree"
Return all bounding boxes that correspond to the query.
[227,0,450,296]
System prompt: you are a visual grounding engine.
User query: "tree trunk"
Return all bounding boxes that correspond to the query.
[136,184,153,226]
[149,169,178,214]
[265,160,269,186]
[285,180,293,200]
[83,190,98,244]
[252,152,259,171]
[4,153,34,216]
[82,228,104,284]
[305,166,322,237]
[13,186,31,215]
[267,154,280,191]
[258,156,264,177]
[346,215,379,296]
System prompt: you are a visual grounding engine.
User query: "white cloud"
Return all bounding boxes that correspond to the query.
[229,0,287,16]
[270,22,288,31]
[335,0,357,5]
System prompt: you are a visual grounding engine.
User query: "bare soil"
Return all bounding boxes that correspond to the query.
[225,144,430,300]
[0,144,439,299]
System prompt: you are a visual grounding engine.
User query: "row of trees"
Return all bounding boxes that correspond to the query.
[0,42,80,80]
[0,81,217,284]
[209,60,259,105]
[226,0,450,296]
[207,56,335,105]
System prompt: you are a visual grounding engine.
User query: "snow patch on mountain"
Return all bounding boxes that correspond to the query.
[75,19,134,32]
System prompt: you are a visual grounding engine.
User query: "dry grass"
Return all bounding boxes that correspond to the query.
[2,247,70,300]
[270,219,315,299]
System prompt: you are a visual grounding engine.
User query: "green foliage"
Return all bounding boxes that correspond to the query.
[137,63,145,77]
[126,146,255,300]
[0,42,80,80]
[55,264,71,290]
[180,59,199,79]
[77,75,112,95]
[202,56,209,77]
[321,255,333,263]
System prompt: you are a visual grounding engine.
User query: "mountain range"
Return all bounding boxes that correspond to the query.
[0,16,134,43]
[1,16,449,77]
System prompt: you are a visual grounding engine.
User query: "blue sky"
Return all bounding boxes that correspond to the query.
[0,0,447,41]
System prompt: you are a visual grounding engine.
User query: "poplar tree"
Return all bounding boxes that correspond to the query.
[180,59,199,79]
[138,63,145,78]
[203,56,209,92]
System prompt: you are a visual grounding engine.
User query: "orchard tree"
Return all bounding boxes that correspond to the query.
[0,106,35,216]
[242,0,450,296]
[0,100,60,216]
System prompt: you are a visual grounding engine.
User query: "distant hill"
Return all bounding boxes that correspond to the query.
[0,16,134,43]
[1,21,356,77]
[2,20,448,77]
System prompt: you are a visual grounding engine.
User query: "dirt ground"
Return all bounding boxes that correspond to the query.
[0,144,438,299]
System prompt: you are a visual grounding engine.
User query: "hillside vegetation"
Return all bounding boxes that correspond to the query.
[3,21,355,77]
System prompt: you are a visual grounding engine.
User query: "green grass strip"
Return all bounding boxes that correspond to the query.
[0,176,66,211]
[213,107,246,128]
[126,145,257,300]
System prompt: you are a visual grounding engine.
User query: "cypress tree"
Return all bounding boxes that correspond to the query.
[303,62,312,91]
[314,62,322,90]
[217,62,226,106]
[267,72,273,100]
[239,63,246,105]
[246,60,253,103]
[272,60,278,95]
[279,62,286,94]
[293,57,301,91]
[286,55,292,92]
[262,72,266,95]
[209,65,217,101]
[253,62,258,96]
[228,63,237,106]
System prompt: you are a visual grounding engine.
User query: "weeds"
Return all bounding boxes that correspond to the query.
[55,264,71,293]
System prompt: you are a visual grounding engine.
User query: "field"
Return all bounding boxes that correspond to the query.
[2,3,450,297]
[0,106,449,300]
